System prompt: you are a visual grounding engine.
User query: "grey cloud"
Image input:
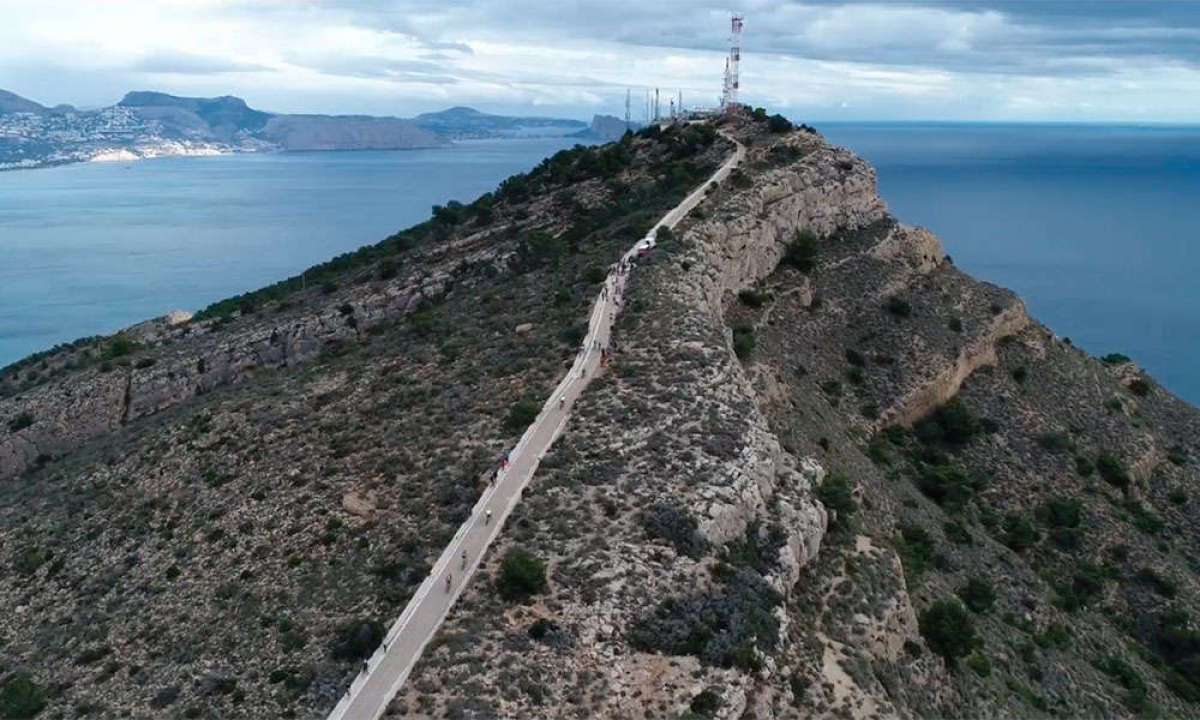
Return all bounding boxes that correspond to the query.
[129,50,270,75]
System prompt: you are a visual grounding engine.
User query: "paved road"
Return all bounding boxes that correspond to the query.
[327,132,744,720]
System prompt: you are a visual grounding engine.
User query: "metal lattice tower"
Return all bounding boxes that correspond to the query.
[625,89,631,129]
[721,14,744,110]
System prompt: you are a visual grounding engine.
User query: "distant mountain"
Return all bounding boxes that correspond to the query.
[413,106,587,139]
[0,89,49,115]
[0,90,607,170]
[259,114,442,151]
[571,114,639,142]
[118,91,272,141]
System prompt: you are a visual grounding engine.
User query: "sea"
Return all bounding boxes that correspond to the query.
[2,125,1199,405]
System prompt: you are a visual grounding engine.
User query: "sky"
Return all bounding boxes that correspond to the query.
[1,0,1198,122]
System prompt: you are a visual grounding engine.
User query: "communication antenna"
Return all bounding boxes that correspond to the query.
[625,89,631,130]
[721,14,744,110]
[654,88,660,121]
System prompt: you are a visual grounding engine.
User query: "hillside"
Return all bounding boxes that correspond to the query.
[0,123,728,718]
[2,111,1200,720]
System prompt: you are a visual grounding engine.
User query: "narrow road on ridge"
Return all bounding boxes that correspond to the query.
[327,131,745,720]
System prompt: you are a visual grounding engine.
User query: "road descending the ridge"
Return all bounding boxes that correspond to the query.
[328,131,745,720]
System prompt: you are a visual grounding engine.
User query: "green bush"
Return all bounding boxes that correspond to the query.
[896,524,936,580]
[330,619,385,662]
[7,412,33,433]
[1001,513,1039,552]
[958,577,996,614]
[737,289,771,308]
[919,599,976,664]
[884,296,912,318]
[1097,453,1131,490]
[1102,353,1132,365]
[966,653,992,677]
[782,229,818,272]
[1035,432,1072,453]
[816,473,856,528]
[0,672,47,719]
[767,114,794,133]
[732,325,756,360]
[914,398,982,450]
[505,400,541,431]
[689,689,722,717]
[915,463,983,513]
[1128,378,1151,397]
[948,317,963,333]
[496,548,548,603]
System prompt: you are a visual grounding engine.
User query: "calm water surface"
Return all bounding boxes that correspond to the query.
[822,123,1200,404]
[0,138,581,367]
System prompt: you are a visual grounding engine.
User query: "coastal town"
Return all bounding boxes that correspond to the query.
[0,103,241,170]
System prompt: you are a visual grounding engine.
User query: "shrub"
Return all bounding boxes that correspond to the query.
[1036,623,1072,649]
[915,463,983,513]
[0,672,47,719]
[1102,353,1132,365]
[845,366,865,386]
[1136,567,1178,598]
[782,229,818,272]
[689,689,722,717]
[967,653,992,677]
[1035,432,1072,453]
[915,398,981,447]
[767,114,793,133]
[845,348,866,367]
[1097,453,1131,490]
[1054,562,1109,612]
[737,289,771,308]
[1011,366,1028,384]
[505,400,541,431]
[1097,655,1148,711]
[1075,455,1095,477]
[330,619,385,661]
[944,521,973,545]
[629,566,780,671]
[1001,513,1039,552]
[641,503,709,559]
[7,412,33,433]
[884,296,912,318]
[817,473,856,528]
[496,548,547,602]
[919,599,976,664]
[1037,497,1083,529]
[732,325,755,360]
[958,577,996,614]
[896,524,936,580]
[1128,378,1151,397]
[948,317,963,333]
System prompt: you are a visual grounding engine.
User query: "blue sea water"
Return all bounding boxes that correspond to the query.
[821,123,1200,405]
[0,138,582,369]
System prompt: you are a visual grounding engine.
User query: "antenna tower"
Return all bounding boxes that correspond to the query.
[721,14,744,110]
[625,89,631,129]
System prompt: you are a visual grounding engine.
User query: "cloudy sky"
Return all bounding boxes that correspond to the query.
[2,0,1198,122]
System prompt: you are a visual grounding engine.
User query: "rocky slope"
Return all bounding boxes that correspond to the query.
[0,124,729,718]
[3,110,1200,720]
[390,114,1200,720]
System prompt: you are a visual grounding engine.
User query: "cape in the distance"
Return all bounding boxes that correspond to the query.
[0,88,635,170]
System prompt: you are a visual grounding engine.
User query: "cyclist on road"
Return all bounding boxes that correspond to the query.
[461,549,467,569]
[486,509,493,525]
[445,573,452,592]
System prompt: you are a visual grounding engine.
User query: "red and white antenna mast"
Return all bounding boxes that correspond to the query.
[721,14,744,111]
